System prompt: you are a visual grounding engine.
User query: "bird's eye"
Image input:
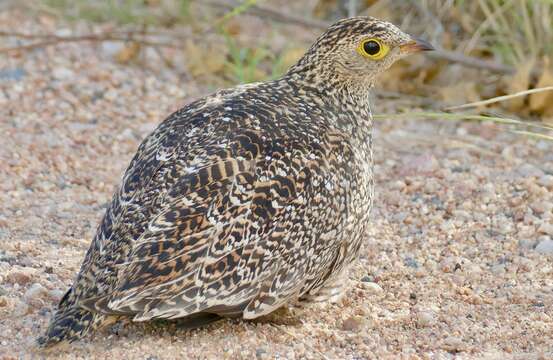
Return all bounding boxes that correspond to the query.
[364,40,380,55]
[357,38,389,60]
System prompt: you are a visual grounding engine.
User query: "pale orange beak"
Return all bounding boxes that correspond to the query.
[399,38,435,54]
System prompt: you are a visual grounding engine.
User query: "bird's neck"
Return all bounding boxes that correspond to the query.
[282,71,374,139]
[281,72,374,174]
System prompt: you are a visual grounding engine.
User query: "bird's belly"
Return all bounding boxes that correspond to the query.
[342,171,373,262]
[300,157,374,296]
[342,144,374,248]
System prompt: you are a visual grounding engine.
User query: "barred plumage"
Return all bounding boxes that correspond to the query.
[38,16,432,347]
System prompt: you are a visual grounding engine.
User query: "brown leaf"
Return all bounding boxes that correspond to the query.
[529,58,553,117]
[438,81,480,106]
[224,21,242,37]
[505,58,535,113]
[313,0,340,19]
[115,42,141,64]
[184,39,227,78]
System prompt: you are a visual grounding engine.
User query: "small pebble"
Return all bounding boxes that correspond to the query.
[341,316,365,332]
[101,41,125,58]
[537,175,553,188]
[24,283,48,307]
[54,28,72,37]
[516,163,544,178]
[518,239,537,250]
[441,336,466,352]
[491,264,506,274]
[0,67,26,82]
[404,257,419,268]
[530,201,553,215]
[13,301,30,317]
[535,238,553,254]
[48,289,65,302]
[417,311,436,327]
[52,67,75,80]
[6,270,33,285]
[401,154,439,175]
[538,223,553,236]
[440,257,459,273]
[255,348,268,360]
[362,282,383,294]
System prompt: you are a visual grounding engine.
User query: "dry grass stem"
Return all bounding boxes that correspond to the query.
[445,86,553,111]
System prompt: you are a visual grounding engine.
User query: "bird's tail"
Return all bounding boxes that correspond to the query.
[37,287,115,348]
[37,305,104,348]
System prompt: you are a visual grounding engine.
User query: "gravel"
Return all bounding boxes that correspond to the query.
[416,310,436,327]
[535,238,553,254]
[1,7,553,360]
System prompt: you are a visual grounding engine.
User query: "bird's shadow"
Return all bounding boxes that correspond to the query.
[104,306,302,341]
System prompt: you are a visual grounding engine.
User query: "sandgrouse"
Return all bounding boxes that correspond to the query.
[39,16,433,347]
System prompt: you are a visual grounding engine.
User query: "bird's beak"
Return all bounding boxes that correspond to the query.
[399,38,435,54]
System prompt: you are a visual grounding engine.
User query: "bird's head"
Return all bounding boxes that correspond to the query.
[288,16,434,89]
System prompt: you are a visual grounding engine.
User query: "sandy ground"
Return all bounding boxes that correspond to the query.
[1,8,553,360]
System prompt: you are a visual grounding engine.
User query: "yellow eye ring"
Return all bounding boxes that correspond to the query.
[357,38,389,60]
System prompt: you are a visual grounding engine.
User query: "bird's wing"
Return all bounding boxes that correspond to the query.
[73,96,246,301]
[73,113,201,301]
[80,129,352,321]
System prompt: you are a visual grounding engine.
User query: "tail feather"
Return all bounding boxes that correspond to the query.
[38,287,116,348]
[37,306,102,348]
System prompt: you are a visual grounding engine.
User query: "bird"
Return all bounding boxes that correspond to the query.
[38,16,433,348]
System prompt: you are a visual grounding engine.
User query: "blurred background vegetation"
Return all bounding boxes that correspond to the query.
[4,0,553,124]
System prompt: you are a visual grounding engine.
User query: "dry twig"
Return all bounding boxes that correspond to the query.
[428,48,514,74]
[0,31,178,54]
